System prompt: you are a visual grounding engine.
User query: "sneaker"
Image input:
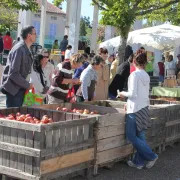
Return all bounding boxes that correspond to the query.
[146,156,158,169]
[127,160,143,170]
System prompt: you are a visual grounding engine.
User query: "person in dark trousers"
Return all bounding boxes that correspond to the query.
[60,35,68,62]
[76,55,104,102]
[109,54,134,99]
[0,33,3,53]
[1,26,36,107]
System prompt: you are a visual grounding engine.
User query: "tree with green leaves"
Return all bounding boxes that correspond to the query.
[80,16,92,36]
[53,0,64,8]
[0,6,18,32]
[1,0,38,11]
[92,0,180,64]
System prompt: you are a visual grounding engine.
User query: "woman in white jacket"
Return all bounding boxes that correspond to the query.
[30,54,53,98]
[118,52,158,170]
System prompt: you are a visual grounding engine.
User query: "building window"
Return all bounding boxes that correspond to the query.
[51,16,57,20]
[35,14,41,18]
[49,24,57,38]
[33,21,40,35]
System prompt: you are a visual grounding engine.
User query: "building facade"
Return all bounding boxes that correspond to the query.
[19,0,66,48]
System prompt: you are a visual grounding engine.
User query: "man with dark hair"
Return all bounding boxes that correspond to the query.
[1,26,36,107]
[60,35,68,62]
[76,55,104,102]
[3,31,13,54]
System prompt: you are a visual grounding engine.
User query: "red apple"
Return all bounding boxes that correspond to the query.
[16,112,21,117]
[83,109,90,114]
[62,107,68,112]
[73,109,77,113]
[48,118,53,123]
[25,114,31,118]
[56,107,61,111]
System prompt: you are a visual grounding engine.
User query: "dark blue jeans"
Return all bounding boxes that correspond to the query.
[6,89,25,108]
[126,113,158,166]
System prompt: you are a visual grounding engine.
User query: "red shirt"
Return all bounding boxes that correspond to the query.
[130,65,136,74]
[3,35,12,50]
[158,62,164,76]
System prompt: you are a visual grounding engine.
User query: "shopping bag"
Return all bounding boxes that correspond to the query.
[23,88,44,106]
[66,86,76,103]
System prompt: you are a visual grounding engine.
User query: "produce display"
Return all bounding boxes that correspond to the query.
[0,113,53,124]
[56,107,99,115]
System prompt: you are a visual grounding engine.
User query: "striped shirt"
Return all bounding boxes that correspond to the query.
[135,106,151,131]
[48,61,73,100]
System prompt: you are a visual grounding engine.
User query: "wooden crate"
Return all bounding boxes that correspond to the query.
[0,107,96,180]
[93,110,134,175]
[147,106,167,152]
[38,102,123,115]
[164,104,180,149]
[80,100,126,109]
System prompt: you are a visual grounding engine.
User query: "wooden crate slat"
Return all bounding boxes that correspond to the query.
[0,119,41,132]
[97,144,133,165]
[41,162,90,180]
[97,113,125,127]
[0,165,40,180]
[25,130,34,175]
[52,110,65,122]
[0,126,3,166]
[97,135,128,152]
[17,129,26,172]
[2,127,11,167]
[45,130,53,160]
[40,148,94,175]
[41,117,96,131]
[0,141,40,157]
[41,139,94,157]
[33,132,41,176]
[97,124,125,140]
[10,128,18,169]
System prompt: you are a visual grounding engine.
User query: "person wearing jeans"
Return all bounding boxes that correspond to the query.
[118,51,158,169]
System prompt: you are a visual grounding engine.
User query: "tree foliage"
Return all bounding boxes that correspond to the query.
[92,0,180,63]
[0,0,39,11]
[53,0,65,8]
[0,6,18,32]
[80,16,92,36]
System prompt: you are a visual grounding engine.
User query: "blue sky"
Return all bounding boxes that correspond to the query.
[47,0,95,21]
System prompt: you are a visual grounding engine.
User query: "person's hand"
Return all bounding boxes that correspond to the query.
[72,78,79,84]
[27,83,33,90]
[117,91,125,99]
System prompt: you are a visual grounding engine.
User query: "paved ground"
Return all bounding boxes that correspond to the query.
[73,143,180,180]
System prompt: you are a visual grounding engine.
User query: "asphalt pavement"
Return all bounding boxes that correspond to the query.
[73,143,180,180]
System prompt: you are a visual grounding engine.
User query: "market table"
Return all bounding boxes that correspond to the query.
[152,86,180,97]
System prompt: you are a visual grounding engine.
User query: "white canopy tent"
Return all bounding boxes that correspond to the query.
[99,24,180,76]
[100,24,180,54]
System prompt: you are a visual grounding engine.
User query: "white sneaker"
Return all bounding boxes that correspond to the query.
[146,156,158,169]
[127,160,143,170]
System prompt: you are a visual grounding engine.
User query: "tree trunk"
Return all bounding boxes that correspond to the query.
[118,36,127,65]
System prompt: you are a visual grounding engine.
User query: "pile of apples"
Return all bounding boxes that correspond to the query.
[0,113,53,124]
[56,107,98,115]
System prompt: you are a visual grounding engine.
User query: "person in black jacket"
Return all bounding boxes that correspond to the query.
[109,54,134,99]
[0,33,3,53]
